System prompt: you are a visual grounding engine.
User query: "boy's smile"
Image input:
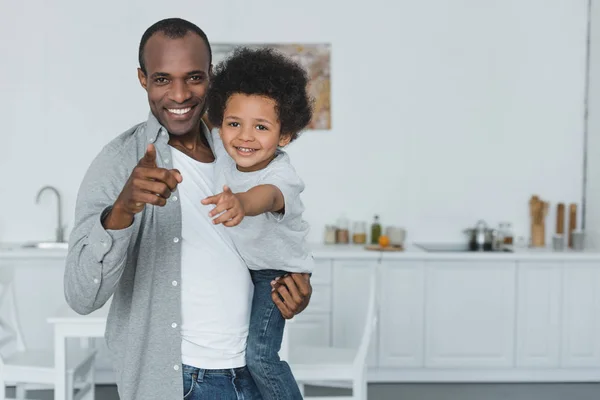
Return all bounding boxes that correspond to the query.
[220,93,291,172]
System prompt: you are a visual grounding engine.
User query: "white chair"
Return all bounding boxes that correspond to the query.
[0,266,97,400]
[280,318,292,362]
[290,270,378,400]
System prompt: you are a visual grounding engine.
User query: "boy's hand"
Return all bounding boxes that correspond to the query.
[201,185,246,227]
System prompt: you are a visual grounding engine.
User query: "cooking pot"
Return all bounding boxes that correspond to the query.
[463,220,495,251]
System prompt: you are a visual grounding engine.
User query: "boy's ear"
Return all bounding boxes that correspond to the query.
[278,133,293,147]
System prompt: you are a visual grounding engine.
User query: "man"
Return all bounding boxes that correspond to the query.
[64,18,312,400]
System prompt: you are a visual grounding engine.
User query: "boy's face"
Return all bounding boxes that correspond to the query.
[220,93,291,172]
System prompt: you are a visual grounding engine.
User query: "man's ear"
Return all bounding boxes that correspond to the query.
[278,133,293,147]
[137,68,148,90]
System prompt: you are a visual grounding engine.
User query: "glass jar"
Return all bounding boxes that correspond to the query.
[503,222,514,245]
[352,221,367,244]
[324,225,336,244]
[494,223,505,250]
[336,216,350,244]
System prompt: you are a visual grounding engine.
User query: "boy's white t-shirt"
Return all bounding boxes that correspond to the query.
[172,146,253,369]
[212,131,314,274]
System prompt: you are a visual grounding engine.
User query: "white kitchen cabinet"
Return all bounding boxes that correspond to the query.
[561,262,600,367]
[302,284,331,315]
[378,260,425,367]
[290,259,332,347]
[332,259,379,367]
[424,261,516,368]
[290,313,331,347]
[311,258,332,285]
[9,245,600,385]
[515,262,561,368]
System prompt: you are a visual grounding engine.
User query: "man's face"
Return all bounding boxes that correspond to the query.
[138,33,211,136]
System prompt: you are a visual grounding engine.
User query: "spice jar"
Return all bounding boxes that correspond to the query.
[336,216,350,244]
[324,225,336,244]
[352,221,367,244]
[502,222,514,245]
[385,226,406,247]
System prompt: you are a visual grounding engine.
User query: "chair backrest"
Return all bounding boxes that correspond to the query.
[353,267,378,370]
[0,266,26,363]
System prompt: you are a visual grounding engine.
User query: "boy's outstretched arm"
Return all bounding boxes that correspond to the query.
[238,184,284,216]
[201,184,284,227]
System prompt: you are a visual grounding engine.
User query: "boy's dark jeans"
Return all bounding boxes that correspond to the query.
[247,269,303,399]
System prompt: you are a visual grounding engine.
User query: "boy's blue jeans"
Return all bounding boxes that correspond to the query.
[182,364,262,399]
[247,269,303,400]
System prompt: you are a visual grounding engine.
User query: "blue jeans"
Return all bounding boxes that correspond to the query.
[182,364,262,399]
[247,269,303,400]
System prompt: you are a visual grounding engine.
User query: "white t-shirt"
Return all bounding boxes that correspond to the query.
[212,131,314,274]
[173,146,254,369]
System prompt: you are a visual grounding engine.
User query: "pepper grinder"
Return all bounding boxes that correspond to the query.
[568,203,577,248]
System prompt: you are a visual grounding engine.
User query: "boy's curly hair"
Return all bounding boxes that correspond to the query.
[207,47,313,142]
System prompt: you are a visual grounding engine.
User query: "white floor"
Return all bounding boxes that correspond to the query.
[7,383,600,400]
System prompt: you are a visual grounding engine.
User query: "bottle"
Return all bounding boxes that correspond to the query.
[503,222,514,245]
[371,215,382,245]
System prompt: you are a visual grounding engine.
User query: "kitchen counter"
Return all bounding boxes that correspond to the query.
[3,242,600,261]
[0,243,69,260]
[3,241,600,385]
[311,243,600,261]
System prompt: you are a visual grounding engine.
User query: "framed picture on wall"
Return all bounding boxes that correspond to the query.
[212,43,331,130]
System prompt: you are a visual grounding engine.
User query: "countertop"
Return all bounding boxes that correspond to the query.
[311,244,600,261]
[2,242,600,261]
[0,242,70,260]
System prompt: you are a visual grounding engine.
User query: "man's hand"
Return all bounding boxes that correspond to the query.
[103,144,182,230]
[201,185,246,227]
[271,273,312,319]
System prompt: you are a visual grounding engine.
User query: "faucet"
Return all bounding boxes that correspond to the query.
[35,185,65,243]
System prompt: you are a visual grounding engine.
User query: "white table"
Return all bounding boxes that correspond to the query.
[47,302,109,400]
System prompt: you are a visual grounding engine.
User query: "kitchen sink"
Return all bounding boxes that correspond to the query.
[414,243,512,253]
[21,241,68,250]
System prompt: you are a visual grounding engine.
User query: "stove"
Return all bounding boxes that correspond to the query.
[414,243,512,253]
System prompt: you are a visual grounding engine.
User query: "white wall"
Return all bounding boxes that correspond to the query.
[0,0,588,245]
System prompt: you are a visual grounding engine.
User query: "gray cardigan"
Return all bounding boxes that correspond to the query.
[64,113,212,400]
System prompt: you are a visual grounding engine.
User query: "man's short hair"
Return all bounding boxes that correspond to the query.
[138,18,212,74]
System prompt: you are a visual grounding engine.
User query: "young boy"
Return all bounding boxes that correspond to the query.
[201,47,314,399]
